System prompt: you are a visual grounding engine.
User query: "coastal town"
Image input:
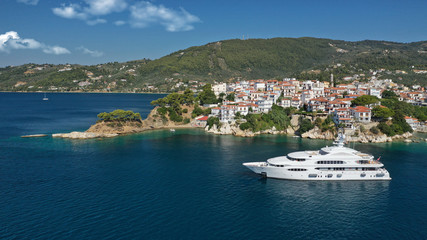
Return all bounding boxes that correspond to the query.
[198,75,426,133]
[49,72,427,142]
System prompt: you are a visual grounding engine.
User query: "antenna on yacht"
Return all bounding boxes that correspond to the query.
[334,128,345,147]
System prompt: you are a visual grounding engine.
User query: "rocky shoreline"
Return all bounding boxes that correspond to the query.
[203,118,419,143]
[50,107,422,143]
[51,106,194,139]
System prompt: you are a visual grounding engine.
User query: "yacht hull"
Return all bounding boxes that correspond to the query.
[243,162,391,181]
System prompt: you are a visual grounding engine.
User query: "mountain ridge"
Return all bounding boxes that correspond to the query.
[1,37,427,92]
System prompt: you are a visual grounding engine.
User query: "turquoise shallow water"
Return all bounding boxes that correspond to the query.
[0,92,426,239]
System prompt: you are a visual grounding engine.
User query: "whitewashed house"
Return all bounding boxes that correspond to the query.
[350,106,371,122]
[212,83,227,97]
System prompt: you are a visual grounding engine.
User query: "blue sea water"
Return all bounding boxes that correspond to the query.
[0,92,426,239]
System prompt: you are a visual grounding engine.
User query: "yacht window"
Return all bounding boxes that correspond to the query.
[287,156,306,162]
[288,168,307,171]
[316,161,344,164]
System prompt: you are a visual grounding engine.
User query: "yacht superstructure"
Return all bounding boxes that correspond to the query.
[243,134,391,180]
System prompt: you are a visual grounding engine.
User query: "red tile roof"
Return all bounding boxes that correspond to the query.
[196,116,209,121]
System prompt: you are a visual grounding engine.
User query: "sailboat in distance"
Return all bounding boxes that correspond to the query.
[43,93,48,101]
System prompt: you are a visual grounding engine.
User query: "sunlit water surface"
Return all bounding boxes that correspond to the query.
[0,93,426,239]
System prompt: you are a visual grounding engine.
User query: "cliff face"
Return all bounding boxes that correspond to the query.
[301,127,336,140]
[205,122,295,137]
[142,106,194,129]
[300,126,413,143]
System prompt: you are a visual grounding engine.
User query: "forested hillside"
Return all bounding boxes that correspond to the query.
[1,37,426,92]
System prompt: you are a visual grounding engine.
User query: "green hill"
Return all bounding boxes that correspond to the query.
[1,37,427,92]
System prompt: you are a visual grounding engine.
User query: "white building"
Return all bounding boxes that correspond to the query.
[255,82,266,91]
[256,99,274,113]
[350,106,371,122]
[236,104,249,116]
[220,105,236,122]
[404,116,420,130]
[278,98,292,108]
[369,88,382,99]
[212,83,227,97]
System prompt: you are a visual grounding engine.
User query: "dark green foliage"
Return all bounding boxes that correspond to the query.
[239,122,251,130]
[381,90,398,99]
[381,98,427,121]
[151,91,194,107]
[182,89,195,105]
[198,84,218,105]
[97,109,142,122]
[183,118,191,124]
[151,90,197,122]
[207,117,220,129]
[377,113,413,136]
[226,93,235,101]
[314,117,323,127]
[299,118,314,134]
[192,106,211,118]
[320,115,335,132]
[351,95,379,106]
[168,108,183,122]
[235,112,241,119]
[218,92,226,101]
[377,122,393,136]
[157,107,167,115]
[372,106,394,119]
[370,126,380,134]
[240,105,291,132]
[392,112,413,133]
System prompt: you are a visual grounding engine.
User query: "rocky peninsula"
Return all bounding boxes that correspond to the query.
[51,105,418,143]
[52,106,196,139]
[52,106,422,143]
[52,88,419,143]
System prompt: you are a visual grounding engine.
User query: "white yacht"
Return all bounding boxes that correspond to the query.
[243,134,391,181]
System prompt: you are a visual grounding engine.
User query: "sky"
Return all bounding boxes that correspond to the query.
[1,0,426,67]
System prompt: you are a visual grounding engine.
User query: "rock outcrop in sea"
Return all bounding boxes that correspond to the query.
[52,106,195,139]
[52,132,118,139]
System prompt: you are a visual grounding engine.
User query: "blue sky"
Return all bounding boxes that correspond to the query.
[1,0,426,67]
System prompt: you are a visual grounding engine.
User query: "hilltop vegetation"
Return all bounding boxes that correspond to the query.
[1,37,427,92]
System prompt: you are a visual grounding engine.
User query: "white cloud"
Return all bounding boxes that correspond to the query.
[53,0,200,31]
[17,0,39,5]
[43,46,71,55]
[0,31,70,55]
[77,46,103,57]
[114,20,127,26]
[85,0,128,15]
[129,2,200,32]
[52,4,88,20]
[53,0,127,25]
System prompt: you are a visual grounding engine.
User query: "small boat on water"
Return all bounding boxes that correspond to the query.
[243,133,391,181]
[42,93,48,101]
[170,129,176,132]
